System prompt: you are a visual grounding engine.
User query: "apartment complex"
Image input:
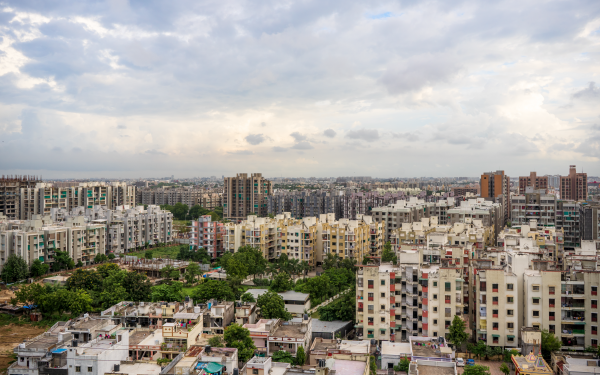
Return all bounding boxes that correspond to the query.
[54,205,173,254]
[136,188,222,209]
[582,203,600,241]
[511,188,558,227]
[0,214,106,269]
[480,170,510,223]
[519,172,549,194]
[223,173,272,222]
[190,215,225,258]
[561,165,588,201]
[18,182,136,220]
[0,175,41,219]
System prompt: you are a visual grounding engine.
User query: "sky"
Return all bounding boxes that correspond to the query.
[0,0,599,179]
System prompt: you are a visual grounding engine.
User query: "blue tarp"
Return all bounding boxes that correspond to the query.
[52,349,67,354]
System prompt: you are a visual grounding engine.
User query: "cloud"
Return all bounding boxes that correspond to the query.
[145,149,166,155]
[291,141,314,150]
[346,129,380,142]
[227,150,254,155]
[272,146,288,152]
[117,124,127,129]
[261,122,267,127]
[573,82,599,100]
[245,133,266,145]
[323,129,337,138]
[381,55,462,94]
[290,132,307,142]
[391,132,419,141]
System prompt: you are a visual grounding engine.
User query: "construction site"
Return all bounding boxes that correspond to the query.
[123,256,191,278]
[0,175,41,219]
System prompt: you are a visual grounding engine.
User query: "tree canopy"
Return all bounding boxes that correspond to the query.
[1,255,29,283]
[52,251,75,271]
[447,315,469,350]
[463,364,491,375]
[29,259,50,277]
[257,291,292,321]
[270,272,294,293]
[191,279,235,303]
[317,288,356,322]
[151,281,184,302]
[541,329,562,361]
[381,241,397,264]
[223,323,256,362]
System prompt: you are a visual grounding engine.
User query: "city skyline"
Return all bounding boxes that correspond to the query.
[1,0,599,178]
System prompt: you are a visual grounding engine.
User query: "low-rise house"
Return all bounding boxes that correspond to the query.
[128,328,162,361]
[408,361,456,375]
[235,302,257,325]
[67,317,120,343]
[243,319,279,355]
[244,356,290,375]
[267,318,312,357]
[245,289,310,317]
[198,346,238,375]
[201,300,235,335]
[311,319,353,340]
[162,307,203,351]
[66,330,129,375]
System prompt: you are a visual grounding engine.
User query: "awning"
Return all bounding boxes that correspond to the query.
[455,278,464,282]
[492,334,500,338]
[507,335,515,339]
[205,362,224,374]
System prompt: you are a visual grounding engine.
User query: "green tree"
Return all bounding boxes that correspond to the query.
[381,241,397,264]
[185,263,201,284]
[463,364,491,375]
[369,356,377,375]
[11,283,47,306]
[145,250,154,259]
[301,275,330,300]
[151,281,184,302]
[160,265,180,280]
[66,269,103,291]
[541,329,562,362]
[322,253,341,270]
[237,246,268,278]
[257,291,292,320]
[94,254,109,263]
[52,251,75,271]
[224,258,249,280]
[447,315,469,351]
[467,341,488,360]
[241,292,256,303]
[191,280,235,303]
[171,203,189,220]
[96,263,120,278]
[318,288,356,322]
[295,345,306,365]
[272,350,294,363]
[270,272,294,293]
[394,358,410,372]
[500,362,510,375]
[108,254,116,260]
[99,285,128,308]
[76,260,84,268]
[188,205,210,220]
[362,256,371,265]
[1,255,29,283]
[503,349,520,363]
[208,335,225,348]
[122,271,152,301]
[223,323,256,362]
[29,259,50,277]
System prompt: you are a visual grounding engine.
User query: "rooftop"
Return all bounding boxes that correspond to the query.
[117,363,162,375]
[381,342,412,356]
[271,323,308,339]
[312,319,351,333]
[330,359,368,375]
[70,318,107,330]
[78,338,117,356]
[202,347,237,358]
[339,340,371,354]
[311,338,338,351]
[245,289,309,301]
[416,364,455,375]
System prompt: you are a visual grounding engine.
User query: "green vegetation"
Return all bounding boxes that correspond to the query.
[241,292,256,303]
[125,245,180,259]
[463,364,491,375]
[160,203,224,221]
[52,251,75,271]
[317,288,356,322]
[151,282,184,302]
[500,362,510,375]
[295,255,356,306]
[447,315,469,351]
[1,255,29,283]
[191,280,235,303]
[224,323,256,362]
[394,358,410,372]
[541,329,562,361]
[296,345,306,365]
[272,350,295,363]
[177,245,212,263]
[29,259,50,278]
[270,272,294,292]
[381,241,397,264]
[257,291,292,320]
[208,335,225,348]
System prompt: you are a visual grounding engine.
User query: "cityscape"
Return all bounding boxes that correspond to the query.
[1,1,600,375]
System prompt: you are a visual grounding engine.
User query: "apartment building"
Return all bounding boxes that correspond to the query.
[511,188,557,227]
[190,215,225,258]
[519,172,549,194]
[281,217,318,264]
[320,214,384,262]
[582,203,600,241]
[18,182,136,220]
[523,269,600,351]
[356,263,401,343]
[480,170,510,224]
[223,173,272,222]
[0,215,106,270]
[267,190,337,218]
[223,214,286,261]
[136,187,220,208]
[55,205,173,254]
[561,165,588,201]
[0,175,41,219]
[426,266,469,340]
[197,193,222,210]
[447,198,504,243]
[557,201,582,248]
[497,221,565,263]
[471,268,519,348]
[372,198,437,241]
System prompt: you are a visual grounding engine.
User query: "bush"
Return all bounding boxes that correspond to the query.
[253,278,271,286]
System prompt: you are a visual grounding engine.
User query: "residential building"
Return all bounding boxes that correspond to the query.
[223,214,287,261]
[198,347,238,375]
[512,352,553,375]
[452,187,479,197]
[190,215,225,258]
[356,263,401,343]
[471,268,519,348]
[0,175,41,219]
[66,330,129,375]
[223,173,272,222]
[497,220,565,263]
[561,165,588,201]
[235,302,257,326]
[582,203,600,241]
[202,300,235,336]
[557,201,582,248]
[245,289,310,317]
[480,170,510,224]
[519,172,549,194]
[311,319,354,340]
[447,198,504,243]
[267,317,313,357]
[243,319,279,355]
[308,338,370,366]
[319,214,384,262]
[281,217,318,264]
[511,188,558,227]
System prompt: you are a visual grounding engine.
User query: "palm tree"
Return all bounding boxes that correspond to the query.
[299,261,309,279]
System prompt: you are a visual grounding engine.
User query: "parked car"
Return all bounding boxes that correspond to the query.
[456,358,465,367]
[466,359,475,366]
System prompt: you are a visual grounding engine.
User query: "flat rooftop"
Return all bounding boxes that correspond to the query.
[339,340,370,354]
[70,319,106,330]
[244,319,276,333]
[271,324,307,339]
[78,339,116,356]
[417,364,455,375]
[312,339,337,351]
[24,335,61,350]
[118,363,162,375]
[202,348,237,358]
[312,319,351,333]
[411,344,439,357]
[381,342,411,356]
[133,330,163,346]
[331,359,367,375]
[245,289,309,302]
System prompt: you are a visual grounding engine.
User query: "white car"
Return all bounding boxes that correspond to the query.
[456,358,465,367]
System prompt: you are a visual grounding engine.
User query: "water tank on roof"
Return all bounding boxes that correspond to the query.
[194,306,201,313]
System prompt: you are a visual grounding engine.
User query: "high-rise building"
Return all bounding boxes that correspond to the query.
[519,172,549,194]
[561,165,588,201]
[223,173,272,222]
[581,203,600,241]
[191,215,225,258]
[480,170,510,224]
[0,175,41,219]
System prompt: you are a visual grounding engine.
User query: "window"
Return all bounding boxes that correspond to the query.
[533,323,540,330]
[549,311,555,321]
[76,367,81,373]
[493,322,499,330]
[594,286,598,296]
[381,317,386,322]
[593,313,598,322]
[381,293,386,298]
[507,296,514,303]
[532,285,540,292]
[368,293,374,301]
[507,322,514,329]
[493,336,499,344]
[433,294,438,300]
[381,280,386,286]
[549,325,555,334]
[445,282,451,291]
[368,305,374,311]
[88,368,92,372]
[492,296,499,305]
[549,286,555,295]
[549,298,555,307]
[289,344,294,349]
[253,370,259,375]
[533,310,540,317]
[493,309,499,317]
[433,332,438,337]
[492,283,499,292]
[507,336,514,343]
[368,280,374,288]
[507,283,514,291]
[381,305,385,310]
[533,297,540,305]
[445,320,451,328]
[433,282,437,287]
[445,295,451,303]
[507,309,514,316]
[594,300,598,308]
[433,307,438,312]
[433,319,438,325]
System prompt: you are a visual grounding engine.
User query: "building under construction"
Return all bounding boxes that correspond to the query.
[127,257,190,278]
[0,175,41,219]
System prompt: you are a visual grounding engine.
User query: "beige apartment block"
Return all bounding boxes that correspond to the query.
[356,263,401,342]
[447,198,503,243]
[426,266,468,340]
[281,217,317,264]
[320,214,384,262]
[524,269,600,351]
[223,173,273,222]
[472,268,519,348]
[498,220,565,263]
[223,214,287,261]
[511,188,557,227]
[372,198,438,241]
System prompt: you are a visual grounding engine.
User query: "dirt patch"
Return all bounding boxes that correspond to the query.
[0,324,47,373]
[0,289,15,305]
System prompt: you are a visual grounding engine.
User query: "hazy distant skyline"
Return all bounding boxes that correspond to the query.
[1,0,599,178]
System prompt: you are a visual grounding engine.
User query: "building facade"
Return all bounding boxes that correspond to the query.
[560,165,588,201]
[223,173,272,222]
